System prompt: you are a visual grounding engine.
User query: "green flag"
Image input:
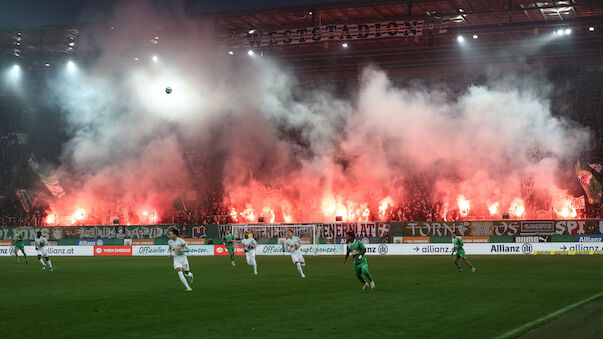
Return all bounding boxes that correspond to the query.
[28,153,65,199]
[15,189,37,213]
[576,159,602,204]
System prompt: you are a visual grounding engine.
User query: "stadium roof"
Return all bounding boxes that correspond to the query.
[2,0,603,79]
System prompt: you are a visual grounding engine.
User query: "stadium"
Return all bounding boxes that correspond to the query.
[1,0,603,337]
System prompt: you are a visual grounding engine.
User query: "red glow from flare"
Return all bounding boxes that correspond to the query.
[457,195,470,217]
[137,207,159,224]
[74,208,86,221]
[378,196,393,221]
[554,198,578,219]
[45,213,55,225]
[241,206,255,222]
[488,202,499,216]
[230,208,239,222]
[509,198,525,218]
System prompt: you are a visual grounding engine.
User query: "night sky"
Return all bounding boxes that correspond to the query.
[0,0,324,29]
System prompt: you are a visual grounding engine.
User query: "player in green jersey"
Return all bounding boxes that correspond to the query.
[223,229,236,266]
[452,231,476,272]
[344,231,375,290]
[13,228,29,264]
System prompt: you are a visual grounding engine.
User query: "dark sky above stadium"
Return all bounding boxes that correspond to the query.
[0,0,324,29]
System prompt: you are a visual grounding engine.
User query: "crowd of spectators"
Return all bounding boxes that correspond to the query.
[172,191,231,225]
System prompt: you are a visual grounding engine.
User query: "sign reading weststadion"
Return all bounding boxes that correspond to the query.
[241,18,443,48]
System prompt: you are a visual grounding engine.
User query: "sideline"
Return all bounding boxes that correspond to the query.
[494,291,603,339]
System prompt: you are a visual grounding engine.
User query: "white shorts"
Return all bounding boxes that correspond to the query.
[245,249,256,264]
[290,251,304,264]
[37,247,48,257]
[173,255,189,271]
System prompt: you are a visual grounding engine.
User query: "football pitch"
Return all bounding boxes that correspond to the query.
[1,255,602,338]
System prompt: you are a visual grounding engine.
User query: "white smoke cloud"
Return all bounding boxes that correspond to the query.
[39,1,590,224]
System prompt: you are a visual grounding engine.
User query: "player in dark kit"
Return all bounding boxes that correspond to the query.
[222,229,236,266]
[452,231,476,272]
[344,231,375,290]
[13,228,29,264]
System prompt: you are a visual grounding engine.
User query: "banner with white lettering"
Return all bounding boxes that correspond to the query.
[361,242,603,255]
[0,246,93,256]
[239,18,443,48]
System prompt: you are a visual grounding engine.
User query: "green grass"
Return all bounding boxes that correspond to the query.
[1,255,602,338]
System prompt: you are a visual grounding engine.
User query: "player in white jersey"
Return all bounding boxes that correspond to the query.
[35,231,53,271]
[241,232,258,275]
[168,229,194,292]
[284,230,305,278]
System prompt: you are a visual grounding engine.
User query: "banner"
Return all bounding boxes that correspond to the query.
[0,225,184,241]
[133,245,170,256]
[402,237,430,244]
[395,220,603,237]
[131,245,214,256]
[94,246,132,256]
[241,18,443,48]
[361,242,603,256]
[576,235,603,242]
[255,244,345,256]
[377,223,390,236]
[77,239,105,246]
[461,236,490,243]
[214,245,244,256]
[515,236,551,243]
[130,239,155,245]
[175,245,213,256]
[2,243,602,256]
[184,238,206,245]
[520,221,555,235]
[65,225,171,240]
[1,222,601,245]
[554,220,603,235]
[318,222,376,238]
[401,221,519,237]
[0,246,92,256]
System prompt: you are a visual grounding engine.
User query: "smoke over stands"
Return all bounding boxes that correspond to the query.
[37,2,589,225]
